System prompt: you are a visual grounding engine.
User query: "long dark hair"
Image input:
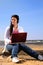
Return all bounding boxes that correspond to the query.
[10,15,19,36]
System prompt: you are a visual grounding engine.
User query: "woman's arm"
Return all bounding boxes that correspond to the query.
[4,26,11,44]
[2,26,11,53]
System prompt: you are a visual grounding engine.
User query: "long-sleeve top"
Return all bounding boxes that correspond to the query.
[4,26,24,46]
[2,26,24,53]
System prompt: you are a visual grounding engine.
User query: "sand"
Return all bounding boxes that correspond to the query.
[0,44,43,65]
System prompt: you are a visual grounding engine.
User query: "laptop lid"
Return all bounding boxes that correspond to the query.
[11,32,27,43]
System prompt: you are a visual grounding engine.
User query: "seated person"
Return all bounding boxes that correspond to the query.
[2,14,43,63]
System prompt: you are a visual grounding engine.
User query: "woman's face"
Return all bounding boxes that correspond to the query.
[11,17,17,26]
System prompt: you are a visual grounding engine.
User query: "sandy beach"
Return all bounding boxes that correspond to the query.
[0,44,43,65]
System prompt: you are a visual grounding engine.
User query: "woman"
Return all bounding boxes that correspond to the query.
[2,14,43,62]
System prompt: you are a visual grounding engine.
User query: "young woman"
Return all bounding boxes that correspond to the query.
[2,15,43,62]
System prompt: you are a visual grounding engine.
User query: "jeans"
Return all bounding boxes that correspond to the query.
[6,43,39,59]
[6,44,19,58]
[19,44,39,59]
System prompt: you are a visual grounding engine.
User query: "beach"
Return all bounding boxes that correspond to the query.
[0,43,43,65]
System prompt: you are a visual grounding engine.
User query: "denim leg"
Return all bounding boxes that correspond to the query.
[6,44,19,58]
[11,44,19,58]
[6,44,13,52]
[19,44,39,59]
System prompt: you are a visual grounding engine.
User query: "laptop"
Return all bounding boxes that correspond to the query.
[11,32,27,43]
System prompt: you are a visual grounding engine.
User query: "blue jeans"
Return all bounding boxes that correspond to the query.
[6,44,19,58]
[6,43,39,59]
[19,44,38,59]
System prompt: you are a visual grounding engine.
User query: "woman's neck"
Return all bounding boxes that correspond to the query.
[13,24,18,30]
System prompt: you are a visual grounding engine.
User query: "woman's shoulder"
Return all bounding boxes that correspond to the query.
[18,26,24,32]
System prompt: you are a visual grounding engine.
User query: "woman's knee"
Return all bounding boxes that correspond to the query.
[6,44,13,51]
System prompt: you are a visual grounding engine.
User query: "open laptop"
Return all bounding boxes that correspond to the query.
[11,32,27,43]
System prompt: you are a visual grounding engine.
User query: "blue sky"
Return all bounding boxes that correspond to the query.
[0,0,43,40]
